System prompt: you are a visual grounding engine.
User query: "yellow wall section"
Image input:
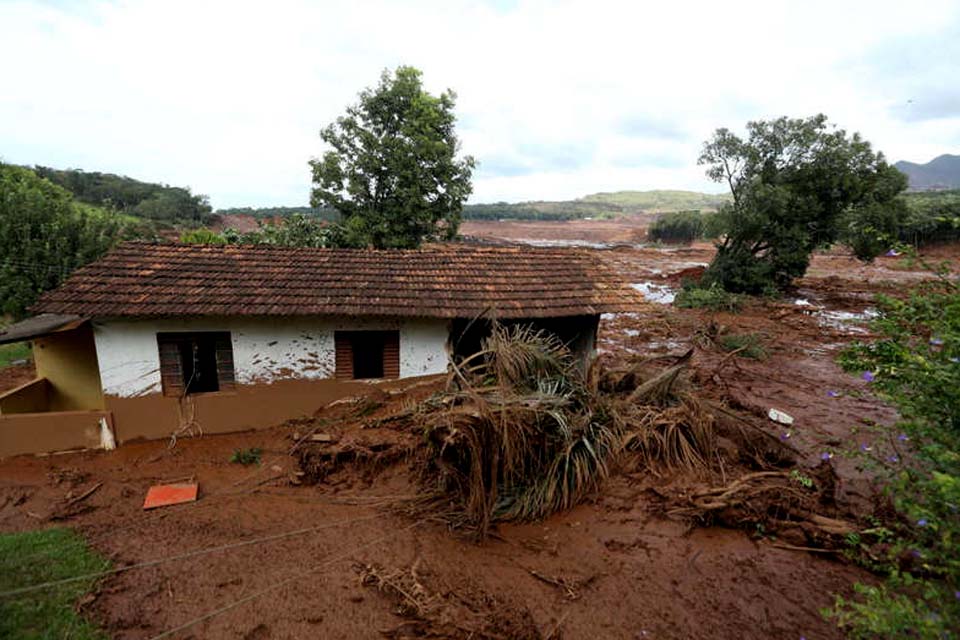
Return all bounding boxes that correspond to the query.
[33,325,105,411]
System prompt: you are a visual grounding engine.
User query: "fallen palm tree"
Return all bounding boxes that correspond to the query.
[298,324,859,547]
[399,324,716,537]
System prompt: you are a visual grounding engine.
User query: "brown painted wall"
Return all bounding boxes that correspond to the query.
[0,378,51,414]
[34,325,105,411]
[106,375,440,443]
[0,410,110,458]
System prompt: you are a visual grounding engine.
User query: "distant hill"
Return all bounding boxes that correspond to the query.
[578,190,730,210]
[216,190,731,224]
[461,190,730,222]
[895,154,960,191]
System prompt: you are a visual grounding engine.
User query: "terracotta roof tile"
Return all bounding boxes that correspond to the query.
[32,242,645,319]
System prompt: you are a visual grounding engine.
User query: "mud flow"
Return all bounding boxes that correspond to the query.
[3,232,956,639]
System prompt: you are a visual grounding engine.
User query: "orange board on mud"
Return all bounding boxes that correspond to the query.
[143,483,198,510]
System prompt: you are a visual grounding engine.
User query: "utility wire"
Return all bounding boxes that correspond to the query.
[0,513,384,598]
[146,520,422,640]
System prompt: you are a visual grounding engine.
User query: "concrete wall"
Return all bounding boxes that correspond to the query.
[89,316,450,443]
[34,324,105,411]
[0,410,112,458]
[0,378,50,414]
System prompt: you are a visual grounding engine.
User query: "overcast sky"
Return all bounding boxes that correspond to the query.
[2,0,958,209]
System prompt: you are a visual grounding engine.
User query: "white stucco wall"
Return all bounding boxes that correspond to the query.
[93,316,450,398]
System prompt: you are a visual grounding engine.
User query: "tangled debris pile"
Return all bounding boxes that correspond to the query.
[298,324,861,547]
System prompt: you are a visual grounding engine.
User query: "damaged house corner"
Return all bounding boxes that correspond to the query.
[0,241,644,457]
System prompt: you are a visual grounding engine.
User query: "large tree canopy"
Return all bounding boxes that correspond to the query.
[699,114,908,293]
[309,66,475,249]
[0,164,121,318]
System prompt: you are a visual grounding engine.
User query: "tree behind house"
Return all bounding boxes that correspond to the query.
[698,114,908,293]
[310,66,475,249]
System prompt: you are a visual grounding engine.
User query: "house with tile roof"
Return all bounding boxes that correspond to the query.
[0,242,644,456]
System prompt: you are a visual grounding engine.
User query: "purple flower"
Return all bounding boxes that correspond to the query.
[955,591,960,601]
[862,371,876,382]
[780,432,792,441]
[917,518,928,527]
[885,249,900,257]
[930,337,944,346]
[821,452,833,461]
[888,455,900,463]
[911,549,922,558]
[827,390,840,398]
[860,443,872,452]
[898,433,910,442]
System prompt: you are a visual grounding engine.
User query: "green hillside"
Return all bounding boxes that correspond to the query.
[32,166,212,228]
[579,190,730,211]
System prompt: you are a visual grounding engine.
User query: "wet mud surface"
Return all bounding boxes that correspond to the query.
[2,223,958,639]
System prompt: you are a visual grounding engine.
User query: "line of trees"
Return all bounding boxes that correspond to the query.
[33,166,213,227]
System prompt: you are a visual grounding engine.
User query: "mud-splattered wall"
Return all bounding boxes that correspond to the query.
[93,316,450,398]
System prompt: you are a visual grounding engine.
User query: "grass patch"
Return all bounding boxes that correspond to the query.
[674,283,744,313]
[0,341,32,368]
[0,528,109,639]
[718,333,767,359]
[230,447,262,465]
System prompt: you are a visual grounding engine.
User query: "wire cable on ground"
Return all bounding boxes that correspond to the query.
[146,520,423,640]
[0,513,384,598]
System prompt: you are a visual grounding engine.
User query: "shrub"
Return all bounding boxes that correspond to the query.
[647,210,703,244]
[179,228,226,244]
[828,277,960,637]
[674,283,744,313]
[230,447,262,465]
[718,333,767,359]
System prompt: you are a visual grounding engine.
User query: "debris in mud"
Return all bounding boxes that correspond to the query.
[355,561,541,639]
[142,482,198,510]
[768,408,794,425]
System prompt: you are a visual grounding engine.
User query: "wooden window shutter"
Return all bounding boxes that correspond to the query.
[158,338,184,397]
[214,334,236,391]
[383,331,400,379]
[334,332,353,379]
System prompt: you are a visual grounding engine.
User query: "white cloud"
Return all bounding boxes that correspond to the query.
[1,0,958,207]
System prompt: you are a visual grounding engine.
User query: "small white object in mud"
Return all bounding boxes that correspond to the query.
[768,408,795,425]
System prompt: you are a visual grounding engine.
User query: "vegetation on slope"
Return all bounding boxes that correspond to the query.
[0,164,127,317]
[33,166,213,228]
[463,190,730,222]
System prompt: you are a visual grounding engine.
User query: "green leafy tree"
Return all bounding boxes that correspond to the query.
[309,66,475,249]
[698,115,908,293]
[0,164,121,317]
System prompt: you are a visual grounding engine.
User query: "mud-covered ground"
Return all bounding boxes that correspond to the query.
[2,224,957,639]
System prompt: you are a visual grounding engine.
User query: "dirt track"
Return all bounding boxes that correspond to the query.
[2,223,957,639]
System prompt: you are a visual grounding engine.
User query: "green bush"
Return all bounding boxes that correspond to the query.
[230,447,262,465]
[718,333,767,359]
[179,228,226,244]
[674,283,744,312]
[647,210,703,244]
[828,278,960,637]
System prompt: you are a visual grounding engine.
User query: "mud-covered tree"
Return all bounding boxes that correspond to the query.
[309,66,475,249]
[699,115,908,293]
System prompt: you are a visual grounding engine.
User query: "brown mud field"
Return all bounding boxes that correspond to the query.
[2,224,958,639]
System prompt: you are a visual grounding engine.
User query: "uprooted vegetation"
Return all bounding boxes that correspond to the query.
[297,324,862,552]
